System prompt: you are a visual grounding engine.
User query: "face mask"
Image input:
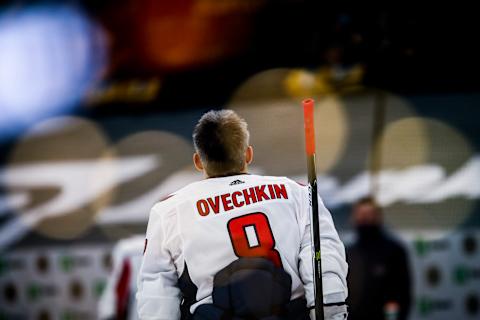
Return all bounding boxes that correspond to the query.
[356,224,382,241]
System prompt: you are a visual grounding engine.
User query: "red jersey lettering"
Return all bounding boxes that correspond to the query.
[267,184,277,199]
[221,193,234,211]
[273,184,288,199]
[207,196,221,214]
[232,191,244,207]
[197,199,210,216]
[197,184,288,217]
[255,185,270,201]
[243,187,257,205]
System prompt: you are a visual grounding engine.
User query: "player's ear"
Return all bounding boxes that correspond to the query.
[245,146,253,165]
[193,153,204,172]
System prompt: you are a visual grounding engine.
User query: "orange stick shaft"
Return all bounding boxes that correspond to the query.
[302,98,325,320]
[303,99,316,156]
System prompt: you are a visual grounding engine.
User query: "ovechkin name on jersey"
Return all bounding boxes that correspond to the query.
[196,183,289,217]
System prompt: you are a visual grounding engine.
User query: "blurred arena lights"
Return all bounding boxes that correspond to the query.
[0,5,107,139]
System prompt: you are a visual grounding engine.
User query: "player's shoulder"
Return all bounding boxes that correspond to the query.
[150,178,204,211]
[251,174,307,193]
[151,192,178,215]
[258,174,306,186]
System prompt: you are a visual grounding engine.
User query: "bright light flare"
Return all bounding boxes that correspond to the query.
[0,5,107,138]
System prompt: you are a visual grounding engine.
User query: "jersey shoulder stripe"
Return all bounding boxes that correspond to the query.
[151,193,178,215]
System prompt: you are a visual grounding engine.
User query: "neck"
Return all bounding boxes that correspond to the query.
[206,171,249,179]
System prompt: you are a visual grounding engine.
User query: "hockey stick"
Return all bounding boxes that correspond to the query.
[302,98,324,320]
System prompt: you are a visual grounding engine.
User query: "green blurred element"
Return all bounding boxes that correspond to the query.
[93,279,106,297]
[0,257,7,276]
[62,311,74,320]
[60,255,74,273]
[418,296,432,316]
[27,283,40,301]
[414,237,428,257]
[62,310,86,320]
[0,311,6,320]
[453,265,469,285]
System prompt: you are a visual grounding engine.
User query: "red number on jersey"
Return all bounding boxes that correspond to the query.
[227,212,282,267]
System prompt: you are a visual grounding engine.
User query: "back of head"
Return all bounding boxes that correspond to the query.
[193,110,250,177]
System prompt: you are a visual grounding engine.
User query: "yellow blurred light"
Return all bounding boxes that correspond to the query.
[229,68,348,175]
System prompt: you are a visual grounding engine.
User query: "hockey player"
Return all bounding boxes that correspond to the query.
[137,110,348,319]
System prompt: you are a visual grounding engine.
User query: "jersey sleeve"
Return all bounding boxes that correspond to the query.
[136,201,182,320]
[297,185,348,307]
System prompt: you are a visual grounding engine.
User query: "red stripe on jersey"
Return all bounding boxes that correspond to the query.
[158,194,175,202]
[116,259,131,318]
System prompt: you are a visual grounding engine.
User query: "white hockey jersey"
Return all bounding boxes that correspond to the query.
[137,174,348,320]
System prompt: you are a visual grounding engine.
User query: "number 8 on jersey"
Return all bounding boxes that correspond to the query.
[227,212,282,267]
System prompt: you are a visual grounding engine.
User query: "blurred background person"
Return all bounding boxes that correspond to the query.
[346,197,412,320]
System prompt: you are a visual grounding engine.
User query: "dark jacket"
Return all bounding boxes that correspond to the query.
[346,228,411,320]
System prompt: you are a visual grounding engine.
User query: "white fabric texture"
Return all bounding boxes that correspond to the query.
[136,174,348,320]
[310,304,348,320]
